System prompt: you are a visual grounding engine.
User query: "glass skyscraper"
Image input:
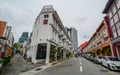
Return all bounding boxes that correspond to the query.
[18,32,29,43]
[65,27,78,51]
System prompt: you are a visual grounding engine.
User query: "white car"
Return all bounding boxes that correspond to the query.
[94,56,102,64]
[101,56,120,70]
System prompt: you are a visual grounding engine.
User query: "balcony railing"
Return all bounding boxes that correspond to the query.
[58,31,64,36]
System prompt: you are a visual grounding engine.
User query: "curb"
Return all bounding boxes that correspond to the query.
[51,57,73,66]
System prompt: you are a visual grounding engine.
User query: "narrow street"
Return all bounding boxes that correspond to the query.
[1,0,120,75]
[1,54,42,75]
[35,57,120,75]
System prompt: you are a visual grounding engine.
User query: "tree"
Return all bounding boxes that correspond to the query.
[13,43,21,53]
[106,47,111,56]
[50,48,57,61]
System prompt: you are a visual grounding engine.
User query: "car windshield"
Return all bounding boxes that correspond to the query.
[98,56,102,59]
[108,57,120,61]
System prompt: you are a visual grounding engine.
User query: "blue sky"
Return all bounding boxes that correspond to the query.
[0,0,108,45]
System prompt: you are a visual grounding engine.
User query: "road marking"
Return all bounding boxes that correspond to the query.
[79,57,83,72]
[80,66,83,72]
[79,58,81,61]
[80,62,82,65]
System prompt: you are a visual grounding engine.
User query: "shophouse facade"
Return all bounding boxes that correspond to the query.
[82,20,112,56]
[0,21,14,58]
[103,0,120,57]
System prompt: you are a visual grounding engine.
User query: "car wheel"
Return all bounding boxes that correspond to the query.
[101,62,104,66]
[107,64,111,70]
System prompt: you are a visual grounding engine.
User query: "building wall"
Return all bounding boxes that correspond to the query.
[30,5,72,63]
[18,32,29,44]
[83,20,112,56]
[103,0,120,57]
[65,27,78,51]
[0,21,7,37]
[106,1,120,39]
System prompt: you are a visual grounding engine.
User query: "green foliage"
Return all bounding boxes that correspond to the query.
[57,52,63,58]
[106,47,111,56]
[99,49,105,54]
[13,43,20,51]
[96,50,101,55]
[66,53,71,58]
[50,48,57,61]
[50,49,56,54]
[88,52,95,56]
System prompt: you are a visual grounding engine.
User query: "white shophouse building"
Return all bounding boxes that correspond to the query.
[30,5,73,64]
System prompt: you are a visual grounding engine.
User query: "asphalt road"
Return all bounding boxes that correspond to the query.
[35,57,120,75]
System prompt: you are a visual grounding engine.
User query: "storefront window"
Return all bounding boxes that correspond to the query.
[116,22,120,36]
[112,26,117,38]
[114,13,119,23]
[110,18,114,27]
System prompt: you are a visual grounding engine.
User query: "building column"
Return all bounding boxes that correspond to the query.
[45,42,51,64]
[32,46,37,64]
[110,44,114,56]
[63,50,66,59]
[55,47,58,62]
[112,44,117,57]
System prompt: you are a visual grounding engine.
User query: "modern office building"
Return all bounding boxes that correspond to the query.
[5,26,11,39]
[4,26,14,47]
[103,0,120,57]
[65,27,78,51]
[30,5,73,64]
[18,32,29,44]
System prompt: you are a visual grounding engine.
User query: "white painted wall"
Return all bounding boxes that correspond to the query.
[30,5,73,64]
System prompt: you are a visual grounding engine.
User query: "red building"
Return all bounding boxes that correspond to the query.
[0,21,7,37]
[0,20,7,58]
[80,42,88,53]
[103,0,120,57]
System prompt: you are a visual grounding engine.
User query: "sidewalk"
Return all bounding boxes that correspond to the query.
[0,54,74,75]
[18,65,50,75]
[0,54,43,75]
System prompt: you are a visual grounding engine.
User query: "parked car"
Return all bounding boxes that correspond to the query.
[101,56,120,71]
[88,55,94,61]
[85,54,94,61]
[94,56,102,64]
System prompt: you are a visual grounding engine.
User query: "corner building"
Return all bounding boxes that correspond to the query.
[31,5,72,64]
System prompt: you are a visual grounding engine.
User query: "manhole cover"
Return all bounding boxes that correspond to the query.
[100,69,108,72]
[35,68,43,71]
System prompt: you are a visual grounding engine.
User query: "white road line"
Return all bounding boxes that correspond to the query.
[80,66,83,72]
[79,58,81,61]
[80,62,82,65]
[79,57,83,72]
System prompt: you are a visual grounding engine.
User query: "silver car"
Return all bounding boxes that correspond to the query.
[101,56,120,70]
[94,56,102,64]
